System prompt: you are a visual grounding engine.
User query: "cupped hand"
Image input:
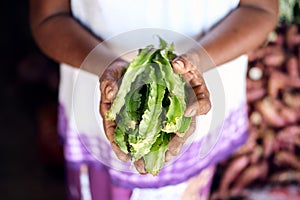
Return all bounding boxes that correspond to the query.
[165,117,196,162]
[99,59,131,162]
[99,59,147,174]
[172,54,211,117]
[165,54,212,161]
[99,53,212,174]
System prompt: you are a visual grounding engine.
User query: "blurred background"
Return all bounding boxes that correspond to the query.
[0,1,65,199]
[0,0,299,200]
[211,1,300,199]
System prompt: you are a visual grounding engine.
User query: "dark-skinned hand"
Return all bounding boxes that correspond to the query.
[100,54,211,174]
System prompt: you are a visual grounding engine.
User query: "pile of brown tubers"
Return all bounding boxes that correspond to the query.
[210,23,300,200]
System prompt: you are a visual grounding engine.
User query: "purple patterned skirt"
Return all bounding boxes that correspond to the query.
[59,102,248,199]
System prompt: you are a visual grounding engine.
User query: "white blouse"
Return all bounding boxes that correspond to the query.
[58,0,248,180]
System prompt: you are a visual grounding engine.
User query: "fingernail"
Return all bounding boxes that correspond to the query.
[106,86,114,99]
[174,60,184,69]
[105,86,112,95]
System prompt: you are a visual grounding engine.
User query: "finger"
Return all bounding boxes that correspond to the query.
[168,135,184,156]
[167,117,196,156]
[193,81,210,99]
[134,158,147,174]
[99,100,111,118]
[185,98,211,117]
[189,70,205,86]
[185,83,211,117]
[104,122,116,143]
[182,71,204,88]
[99,60,124,83]
[100,102,117,142]
[182,117,196,139]
[111,141,130,162]
[165,118,195,161]
[172,58,190,75]
[100,79,119,103]
[165,150,173,162]
[100,61,125,103]
[172,57,211,117]
[103,119,130,162]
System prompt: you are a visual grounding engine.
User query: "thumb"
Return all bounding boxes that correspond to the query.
[100,80,118,103]
[171,57,190,74]
[100,60,127,102]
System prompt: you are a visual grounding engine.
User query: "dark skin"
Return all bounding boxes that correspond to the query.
[30,0,278,174]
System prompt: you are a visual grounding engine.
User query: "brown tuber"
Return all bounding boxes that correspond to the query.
[211,22,300,199]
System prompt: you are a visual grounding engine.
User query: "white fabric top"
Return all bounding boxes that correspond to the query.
[71,0,240,39]
[59,0,248,174]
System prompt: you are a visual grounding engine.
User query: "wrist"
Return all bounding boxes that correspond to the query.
[81,45,124,78]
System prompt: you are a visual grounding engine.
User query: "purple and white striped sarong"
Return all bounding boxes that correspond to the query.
[59,102,248,199]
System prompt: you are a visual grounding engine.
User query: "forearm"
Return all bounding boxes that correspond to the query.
[30,1,117,76]
[193,1,278,72]
[31,14,98,67]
